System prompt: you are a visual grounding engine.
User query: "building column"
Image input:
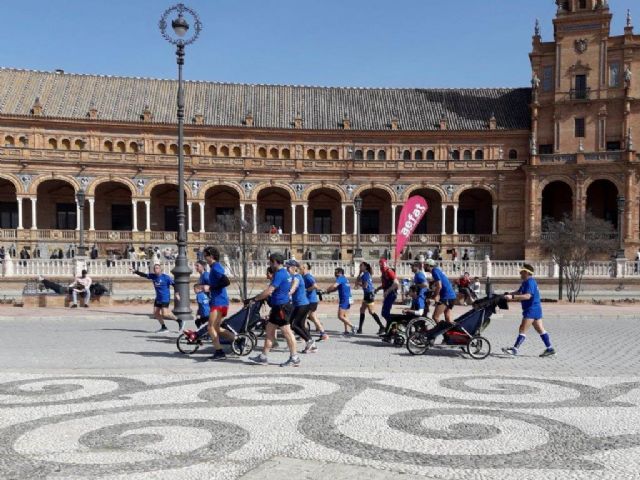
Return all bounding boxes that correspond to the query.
[199,201,205,233]
[88,198,95,231]
[291,204,297,234]
[16,197,23,230]
[239,203,245,221]
[492,204,498,235]
[252,203,257,234]
[145,200,151,232]
[187,201,193,233]
[391,204,397,235]
[30,197,37,230]
[76,201,81,231]
[341,204,347,235]
[303,204,308,235]
[132,200,138,232]
[353,206,357,235]
[453,204,459,235]
[441,205,447,234]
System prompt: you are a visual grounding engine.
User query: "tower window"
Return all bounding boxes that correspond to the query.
[542,66,554,92]
[574,75,587,99]
[575,118,585,138]
[578,0,587,9]
[609,63,620,88]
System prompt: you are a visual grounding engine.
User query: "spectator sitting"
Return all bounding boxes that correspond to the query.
[69,270,92,308]
[472,277,482,300]
[454,271,475,305]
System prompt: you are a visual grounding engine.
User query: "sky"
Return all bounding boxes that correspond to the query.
[0,0,636,88]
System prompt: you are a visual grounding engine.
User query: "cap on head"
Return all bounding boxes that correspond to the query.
[520,263,535,275]
[285,259,300,268]
[425,259,436,267]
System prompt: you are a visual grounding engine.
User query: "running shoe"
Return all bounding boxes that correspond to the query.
[249,353,268,365]
[377,327,386,335]
[177,320,185,332]
[155,326,169,333]
[280,355,301,367]
[70,304,78,308]
[539,348,556,357]
[351,326,357,335]
[302,340,317,354]
[341,331,351,337]
[318,333,329,341]
[356,329,363,335]
[211,350,226,361]
[501,347,518,356]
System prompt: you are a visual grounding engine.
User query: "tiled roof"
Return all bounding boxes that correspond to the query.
[0,68,532,131]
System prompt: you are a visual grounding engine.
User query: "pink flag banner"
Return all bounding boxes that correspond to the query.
[394,196,429,261]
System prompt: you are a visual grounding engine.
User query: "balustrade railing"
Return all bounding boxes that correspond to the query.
[0,229,17,239]
[305,234,342,244]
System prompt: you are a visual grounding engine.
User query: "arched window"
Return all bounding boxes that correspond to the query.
[116,141,126,153]
[282,148,291,159]
[208,145,217,156]
[104,140,113,152]
[402,149,411,160]
[220,145,229,156]
[451,150,460,160]
[270,148,279,159]
[157,143,166,154]
[4,135,15,147]
[183,144,191,155]
[232,146,242,157]
[61,139,71,150]
[508,149,518,159]
[306,149,316,160]
[426,150,435,160]
[318,149,328,160]
[329,149,339,159]
[258,147,267,158]
[48,138,58,149]
[19,136,28,147]
[463,149,472,160]
[414,150,423,160]
[129,142,139,153]
[354,149,364,160]
[169,144,178,155]
[75,139,85,150]
[377,149,386,160]
[474,149,484,160]
[366,150,375,160]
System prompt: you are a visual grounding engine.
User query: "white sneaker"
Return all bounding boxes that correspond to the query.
[155,326,169,333]
[302,340,317,354]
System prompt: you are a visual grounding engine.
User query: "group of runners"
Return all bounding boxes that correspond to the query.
[134,248,556,366]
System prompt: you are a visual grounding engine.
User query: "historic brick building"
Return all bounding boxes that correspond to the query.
[0,0,638,260]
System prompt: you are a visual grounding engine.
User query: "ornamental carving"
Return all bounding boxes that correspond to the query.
[443,184,456,200]
[342,183,356,199]
[19,174,32,190]
[292,183,306,199]
[241,181,255,194]
[191,180,201,196]
[135,178,146,195]
[393,184,407,195]
[574,39,588,54]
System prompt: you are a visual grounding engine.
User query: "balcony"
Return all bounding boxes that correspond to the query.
[569,88,591,101]
[539,154,576,164]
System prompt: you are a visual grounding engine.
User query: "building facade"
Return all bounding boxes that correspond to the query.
[0,0,638,260]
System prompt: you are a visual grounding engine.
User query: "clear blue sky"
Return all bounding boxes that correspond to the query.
[0,0,635,88]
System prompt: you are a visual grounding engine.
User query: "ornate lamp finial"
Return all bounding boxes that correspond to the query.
[534,18,541,37]
[627,9,632,28]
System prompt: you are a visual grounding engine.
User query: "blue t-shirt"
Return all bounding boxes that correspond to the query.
[431,267,456,300]
[270,268,292,306]
[145,273,174,303]
[199,271,210,285]
[291,273,310,307]
[336,275,351,304]
[518,277,543,319]
[413,271,428,298]
[208,262,229,307]
[196,290,210,318]
[410,295,426,314]
[360,271,374,293]
[303,272,319,304]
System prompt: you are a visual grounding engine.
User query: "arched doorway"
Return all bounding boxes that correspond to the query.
[257,187,292,233]
[359,188,392,234]
[37,180,77,230]
[541,181,573,226]
[204,186,241,232]
[0,179,18,229]
[150,184,187,232]
[586,179,618,228]
[308,188,342,234]
[457,189,492,234]
[407,189,442,234]
[95,182,133,230]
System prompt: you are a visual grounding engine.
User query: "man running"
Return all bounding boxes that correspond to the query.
[424,259,457,324]
[300,262,328,341]
[249,253,300,367]
[411,261,429,301]
[202,246,233,361]
[325,267,355,336]
[287,260,317,353]
[132,264,181,333]
[355,261,384,334]
[375,258,399,330]
[502,264,556,357]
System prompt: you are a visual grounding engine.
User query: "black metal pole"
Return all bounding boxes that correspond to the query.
[78,203,85,256]
[241,226,248,300]
[616,196,626,259]
[354,203,362,258]
[172,43,192,321]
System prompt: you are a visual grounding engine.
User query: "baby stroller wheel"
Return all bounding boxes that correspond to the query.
[253,319,266,338]
[176,333,200,354]
[466,336,491,360]
[406,333,428,356]
[406,317,436,337]
[232,333,255,356]
[393,333,406,347]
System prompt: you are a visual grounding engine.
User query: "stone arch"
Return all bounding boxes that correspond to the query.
[403,184,446,203]
[582,175,624,195]
[541,180,573,224]
[302,183,347,202]
[539,175,576,196]
[453,185,497,203]
[352,183,398,203]
[143,178,193,199]
[405,187,444,235]
[0,173,23,195]
[85,177,136,197]
[457,188,493,235]
[198,180,245,201]
[29,174,80,196]
[250,182,296,202]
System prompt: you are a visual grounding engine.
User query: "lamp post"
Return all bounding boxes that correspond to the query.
[159,3,202,323]
[616,195,626,259]
[76,189,86,257]
[354,196,363,259]
[240,219,250,300]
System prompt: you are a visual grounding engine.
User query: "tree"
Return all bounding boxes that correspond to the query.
[541,213,617,302]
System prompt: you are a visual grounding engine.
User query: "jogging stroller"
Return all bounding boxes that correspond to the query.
[176,301,264,356]
[406,295,508,359]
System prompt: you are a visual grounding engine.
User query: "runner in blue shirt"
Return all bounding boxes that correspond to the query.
[203,246,233,361]
[355,262,384,334]
[286,260,317,354]
[382,285,426,339]
[424,259,456,324]
[325,267,356,336]
[132,264,181,333]
[193,260,210,328]
[375,258,400,330]
[300,263,328,341]
[249,253,300,367]
[411,261,429,301]
[502,263,556,357]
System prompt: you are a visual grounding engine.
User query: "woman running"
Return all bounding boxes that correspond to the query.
[286,260,317,353]
[355,262,385,334]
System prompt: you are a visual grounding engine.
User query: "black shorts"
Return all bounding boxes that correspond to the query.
[268,304,292,327]
[435,299,455,310]
[308,302,318,312]
[363,292,375,304]
[154,301,170,309]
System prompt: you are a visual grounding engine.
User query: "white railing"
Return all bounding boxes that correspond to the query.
[583,261,614,278]
[624,261,640,277]
[13,259,75,277]
[0,229,17,239]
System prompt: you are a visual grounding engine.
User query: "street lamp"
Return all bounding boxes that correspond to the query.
[76,189,86,257]
[354,196,363,259]
[616,195,626,259]
[240,219,250,301]
[159,3,202,323]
